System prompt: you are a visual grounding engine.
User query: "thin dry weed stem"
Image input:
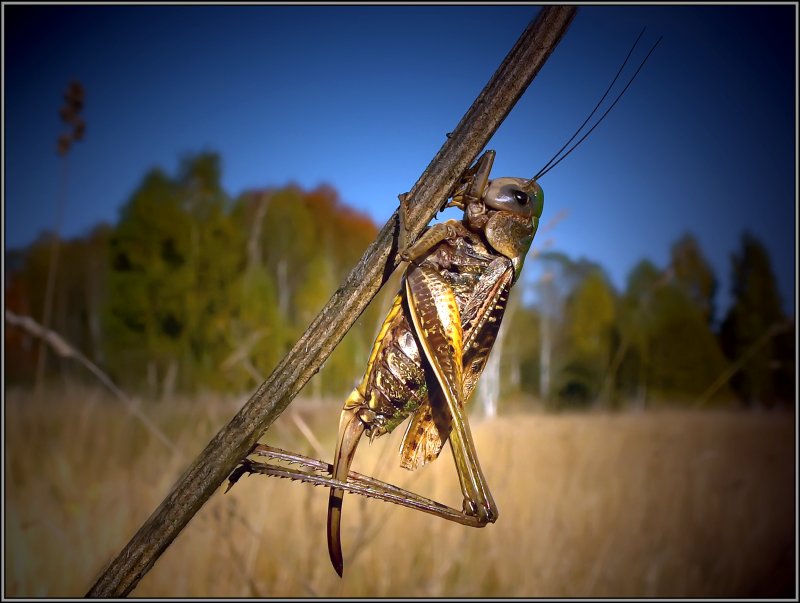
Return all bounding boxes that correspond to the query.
[5,309,179,457]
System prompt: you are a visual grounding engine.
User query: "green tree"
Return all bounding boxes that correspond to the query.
[646,283,730,403]
[105,152,240,394]
[719,232,792,407]
[532,252,617,409]
[173,153,242,390]
[504,303,542,400]
[569,270,616,359]
[105,168,186,392]
[615,257,731,407]
[260,186,318,328]
[560,269,616,406]
[612,260,664,407]
[670,233,718,325]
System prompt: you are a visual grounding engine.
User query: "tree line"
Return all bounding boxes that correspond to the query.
[5,151,794,410]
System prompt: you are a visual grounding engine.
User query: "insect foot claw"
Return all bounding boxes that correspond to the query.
[462,499,498,525]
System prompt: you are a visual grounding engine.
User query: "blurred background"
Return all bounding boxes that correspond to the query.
[3,4,796,598]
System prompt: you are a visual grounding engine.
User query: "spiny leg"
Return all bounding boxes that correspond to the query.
[227,443,487,527]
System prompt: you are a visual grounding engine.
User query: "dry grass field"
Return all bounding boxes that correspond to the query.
[4,383,795,597]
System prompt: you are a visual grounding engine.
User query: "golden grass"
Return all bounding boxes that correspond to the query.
[4,384,795,597]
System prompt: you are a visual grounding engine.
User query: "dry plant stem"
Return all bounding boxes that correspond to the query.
[35,155,69,399]
[5,310,179,457]
[85,6,577,597]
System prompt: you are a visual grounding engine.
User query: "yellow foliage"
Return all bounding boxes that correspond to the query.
[569,271,615,357]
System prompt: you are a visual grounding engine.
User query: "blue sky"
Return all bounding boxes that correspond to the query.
[4,5,796,321]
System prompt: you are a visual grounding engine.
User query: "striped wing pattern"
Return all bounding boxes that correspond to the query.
[399,261,514,470]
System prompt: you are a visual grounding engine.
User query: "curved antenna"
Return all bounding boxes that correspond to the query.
[535,35,663,181]
[534,27,647,180]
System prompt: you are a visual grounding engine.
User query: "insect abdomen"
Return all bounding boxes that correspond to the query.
[361,303,428,436]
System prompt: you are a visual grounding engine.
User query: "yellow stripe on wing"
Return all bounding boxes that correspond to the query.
[405,265,464,410]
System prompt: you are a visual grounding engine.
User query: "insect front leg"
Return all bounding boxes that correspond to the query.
[397,220,468,265]
[397,149,495,257]
[453,149,495,208]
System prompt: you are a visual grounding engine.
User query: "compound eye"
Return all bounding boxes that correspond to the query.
[513,190,529,205]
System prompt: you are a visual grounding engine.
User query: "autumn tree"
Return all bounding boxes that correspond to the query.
[5,250,38,382]
[16,146,758,411]
[221,190,284,390]
[7,226,111,385]
[227,183,381,397]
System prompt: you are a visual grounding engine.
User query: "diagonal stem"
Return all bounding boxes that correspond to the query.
[85,6,577,597]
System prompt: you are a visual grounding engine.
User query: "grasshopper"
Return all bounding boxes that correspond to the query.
[227,151,540,576]
[227,29,661,578]
[324,149,540,574]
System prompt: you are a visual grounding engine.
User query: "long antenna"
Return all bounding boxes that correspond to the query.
[534,27,646,179]
[534,34,663,181]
